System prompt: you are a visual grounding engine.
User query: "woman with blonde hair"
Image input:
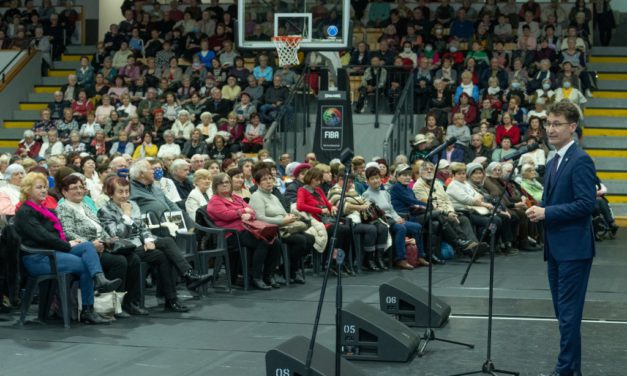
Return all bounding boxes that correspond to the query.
[185,168,212,218]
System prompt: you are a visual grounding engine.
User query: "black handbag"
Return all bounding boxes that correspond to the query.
[109,239,137,255]
[360,203,386,223]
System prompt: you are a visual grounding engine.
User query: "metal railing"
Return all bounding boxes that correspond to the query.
[264,71,307,161]
[383,72,415,163]
[0,48,29,84]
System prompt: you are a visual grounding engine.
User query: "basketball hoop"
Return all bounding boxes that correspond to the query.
[272,35,302,67]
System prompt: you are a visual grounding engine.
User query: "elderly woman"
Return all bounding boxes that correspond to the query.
[98,176,211,312]
[182,129,208,158]
[0,164,25,215]
[206,172,282,290]
[156,130,181,159]
[218,112,245,153]
[241,113,266,153]
[446,113,472,146]
[233,92,256,125]
[56,174,147,317]
[109,131,135,156]
[196,111,217,142]
[185,168,212,218]
[328,167,397,271]
[447,162,512,251]
[64,131,87,154]
[520,163,544,203]
[132,132,158,160]
[362,166,424,270]
[296,168,352,275]
[249,168,311,284]
[15,172,121,324]
[16,130,41,158]
[454,70,479,105]
[171,110,195,145]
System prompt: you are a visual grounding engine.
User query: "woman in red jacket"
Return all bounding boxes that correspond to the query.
[495,112,521,146]
[206,172,281,289]
[296,168,352,275]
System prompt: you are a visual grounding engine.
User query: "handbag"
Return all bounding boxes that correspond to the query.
[94,291,126,320]
[469,205,490,216]
[109,239,137,255]
[280,220,308,237]
[242,219,279,244]
[360,203,386,223]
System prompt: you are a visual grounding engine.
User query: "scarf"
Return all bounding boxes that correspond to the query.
[461,82,474,97]
[116,141,128,154]
[24,200,67,241]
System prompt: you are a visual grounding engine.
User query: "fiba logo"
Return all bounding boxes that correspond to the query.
[322,107,342,127]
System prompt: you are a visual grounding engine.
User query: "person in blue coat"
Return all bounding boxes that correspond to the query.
[526,101,596,376]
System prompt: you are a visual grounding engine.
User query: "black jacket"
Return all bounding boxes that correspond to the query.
[14,204,71,252]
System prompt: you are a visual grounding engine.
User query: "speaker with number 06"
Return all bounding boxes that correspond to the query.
[379,277,451,328]
[340,301,419,362]
[265,336,365,376]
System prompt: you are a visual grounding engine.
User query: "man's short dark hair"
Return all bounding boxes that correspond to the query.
[549,101,580,125]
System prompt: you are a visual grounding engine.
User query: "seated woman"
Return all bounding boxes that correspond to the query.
[185,168,212,219]
[132,131,158,160]
[0,164,25,216]
[109,130,135,156]
[227,167,250,201]
[56,175,147,317]
[328,167,396,271]
[240,113,266,153]
[182,129,208,158]
[249,168,311,284]
[362,167,424,270]
[296,168,352,275]
[519,163,544,203]
[14,172,121,324]
[98,176,212,312]
[206,172,281,290]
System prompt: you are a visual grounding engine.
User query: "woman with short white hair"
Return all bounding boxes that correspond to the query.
[171,109,195,144]
[0,164,26,215]
[157,130,182,159]
[196,111,217,143]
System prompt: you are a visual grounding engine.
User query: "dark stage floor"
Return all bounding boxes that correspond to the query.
[1,231,626,376]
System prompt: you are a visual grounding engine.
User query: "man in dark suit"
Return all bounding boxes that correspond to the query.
[526,101,596,376]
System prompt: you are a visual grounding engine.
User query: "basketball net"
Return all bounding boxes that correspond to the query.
[272,35,302,66]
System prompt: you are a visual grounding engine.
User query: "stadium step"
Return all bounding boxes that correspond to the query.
[65,45,97,55]
[3,120,35,129]
[61,53,91,62]
[28,92,55,102]
[591,91,627,98]
[52,60,81,70]
[596,80,627,91]
[18,102,48,111]
[584,117,627,129]
[583,108,627,117]
[584,128,627,137]
[583,136,627,149]
[590,46,627,56]
[34,84,61,93]
[47,69,75,77]
[42,76,67,85]
[588,62,627,73]
[592,157,627,172]
[586,98,627,108]
[12,110,41,120]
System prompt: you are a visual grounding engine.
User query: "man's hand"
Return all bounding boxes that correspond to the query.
[144,241,156,251]
[526,205,545,223]
[395,217,405,224]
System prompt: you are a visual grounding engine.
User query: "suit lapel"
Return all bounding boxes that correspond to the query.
[547,145,576,200]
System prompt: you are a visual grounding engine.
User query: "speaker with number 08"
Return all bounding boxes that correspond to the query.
[265,336,365,376]
[340,301,419,362]
[379,277,451,328]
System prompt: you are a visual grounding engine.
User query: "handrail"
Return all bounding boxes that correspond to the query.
[264,70,307,159]
[0,49,28,83]
[383,69,415,162]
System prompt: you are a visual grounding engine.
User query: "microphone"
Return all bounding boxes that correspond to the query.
[340,147,354,165]
[499,143,539,162]
[425,137,457,160]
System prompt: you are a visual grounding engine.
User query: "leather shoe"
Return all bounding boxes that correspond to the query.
[115,310,131,319]
[184,270,213,290]
[375,252,388,270]
[395,260,414,270]
[364,258,380,272]
[252,278,272,290]
[123,302,149,316]
[81,308,112,325]
[93,273,122,293]
[164,300,189,313]
[263,276,280,288]
[291,269,306,284]
[273,274,287,285]
[417,257,429,266]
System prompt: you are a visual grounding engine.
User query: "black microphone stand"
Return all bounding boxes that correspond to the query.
[304,155,353,376]
[452,159,521,376]
[418,151,474,356]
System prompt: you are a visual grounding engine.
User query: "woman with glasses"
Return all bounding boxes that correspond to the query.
[56,174,147,317]
[206,173,281,290]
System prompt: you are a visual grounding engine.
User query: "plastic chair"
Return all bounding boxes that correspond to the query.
[19,245,78,329]
[192,220,232,293]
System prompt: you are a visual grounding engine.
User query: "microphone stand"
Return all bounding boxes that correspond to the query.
[304,163,352,376]
[452,160,521,376]
[418,150,474,357]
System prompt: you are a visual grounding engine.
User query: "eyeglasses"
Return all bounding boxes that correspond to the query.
[67,185,84,191]
[546,121,571,129]
[219,181,231,186]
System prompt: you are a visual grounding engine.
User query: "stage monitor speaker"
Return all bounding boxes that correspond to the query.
[265,336,365,376]
[340,301,419,362]
[379,277,451,328]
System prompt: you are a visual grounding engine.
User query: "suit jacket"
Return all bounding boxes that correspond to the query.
[542,144,596,262]
[56,200,105,242]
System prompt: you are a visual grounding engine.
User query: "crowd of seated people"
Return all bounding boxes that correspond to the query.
[0,0,621,320]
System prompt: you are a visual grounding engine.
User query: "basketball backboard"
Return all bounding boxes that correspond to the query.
[237,0,351,51]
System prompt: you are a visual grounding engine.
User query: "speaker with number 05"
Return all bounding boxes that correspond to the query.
[340,301,419,362]
[265,336,365,376]
[379,277,451,328]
